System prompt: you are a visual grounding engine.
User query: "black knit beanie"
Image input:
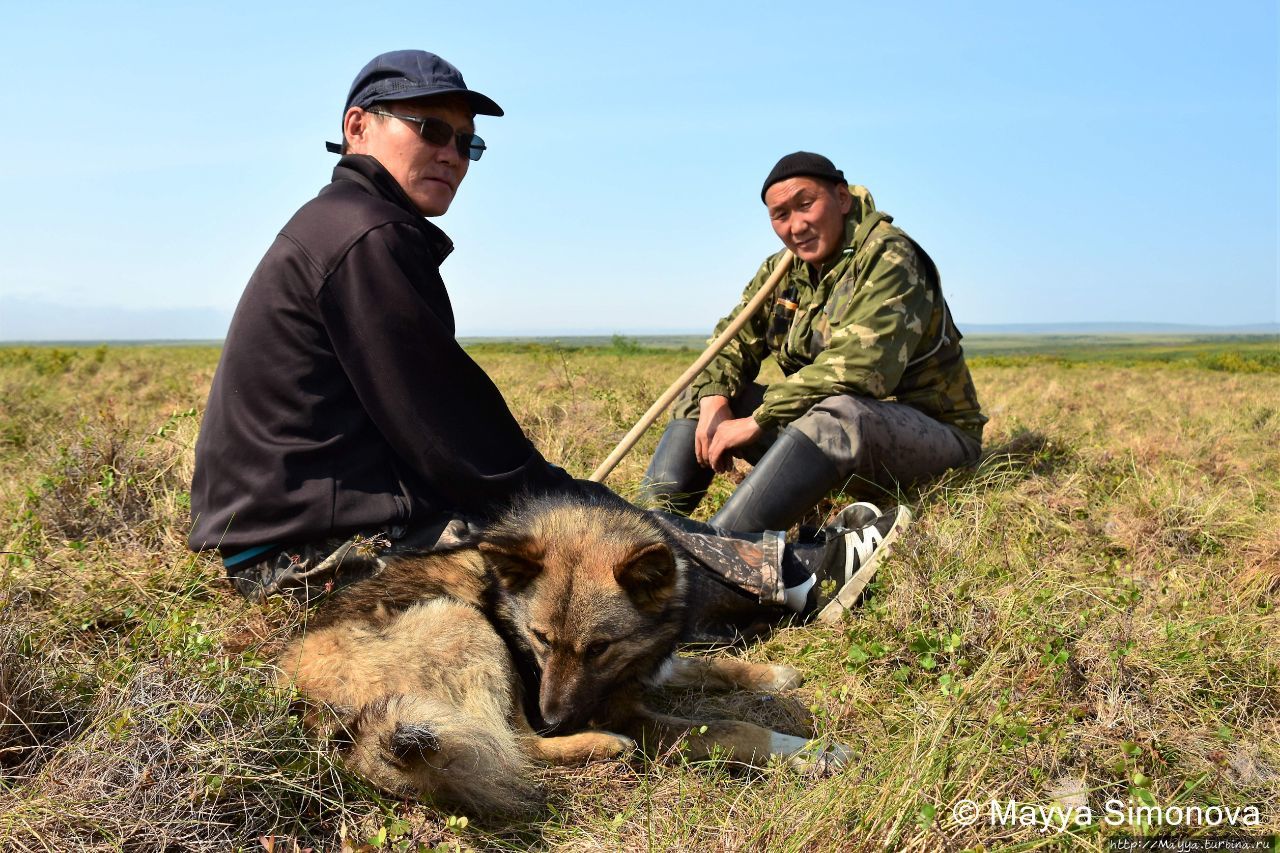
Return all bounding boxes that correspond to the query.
[761,152,846,202]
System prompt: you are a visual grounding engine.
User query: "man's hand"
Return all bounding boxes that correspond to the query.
[694,396,733,468]
[706,416,764,473]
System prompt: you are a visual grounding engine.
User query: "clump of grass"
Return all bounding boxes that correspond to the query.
[0,654,349,850]
[0,598,92,776]
[0,561,390,851]
[19,409,187,548]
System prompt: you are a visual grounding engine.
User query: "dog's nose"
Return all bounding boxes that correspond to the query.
[540,707,565,730]
[539,691,568,730]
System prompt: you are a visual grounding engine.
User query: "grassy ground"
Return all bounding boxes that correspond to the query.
[1,337,1277,851]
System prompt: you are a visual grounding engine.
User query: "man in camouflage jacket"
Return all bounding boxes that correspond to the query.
[641,152,986,532]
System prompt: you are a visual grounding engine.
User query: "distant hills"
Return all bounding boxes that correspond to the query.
[454,323,1280,348]
[0,299,233,343]
[961,322,1279,335]
[0,293,1275,344]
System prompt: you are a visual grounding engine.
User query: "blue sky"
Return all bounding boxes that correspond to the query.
[0,0,1276,339]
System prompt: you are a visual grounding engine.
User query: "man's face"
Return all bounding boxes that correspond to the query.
[764,177,853,265]
[343,97,475,216]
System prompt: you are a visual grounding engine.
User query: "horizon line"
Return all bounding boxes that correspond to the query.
[2,322,1277,347]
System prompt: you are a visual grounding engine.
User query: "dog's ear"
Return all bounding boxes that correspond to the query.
[614,542,677,611]
[479,540,544,591]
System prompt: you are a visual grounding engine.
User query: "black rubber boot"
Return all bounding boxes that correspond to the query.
[708,427,841,533]
[638,419,714,515]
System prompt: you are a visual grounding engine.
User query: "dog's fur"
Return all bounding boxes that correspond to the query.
[277,490,846,814]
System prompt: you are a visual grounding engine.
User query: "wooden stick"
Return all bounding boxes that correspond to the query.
[589,250,795,483]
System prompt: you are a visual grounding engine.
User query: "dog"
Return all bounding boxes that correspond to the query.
[276,488,849,814]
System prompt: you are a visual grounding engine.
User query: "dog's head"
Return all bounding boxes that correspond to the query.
[479,490,687,731]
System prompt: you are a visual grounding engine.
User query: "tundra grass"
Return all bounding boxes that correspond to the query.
[0,340,1277,851]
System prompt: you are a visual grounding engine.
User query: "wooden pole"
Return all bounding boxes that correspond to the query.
[589,250,794,483]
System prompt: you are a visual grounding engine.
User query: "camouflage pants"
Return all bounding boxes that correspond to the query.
[653,512,794,645]
[673,382,981,498]
[652,512,785,605]
[225,514,473,604]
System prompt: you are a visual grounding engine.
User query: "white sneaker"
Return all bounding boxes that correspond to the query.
[811,504,913,624]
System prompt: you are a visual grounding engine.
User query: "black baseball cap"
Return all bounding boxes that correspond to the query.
[326,50,503,153]
[761,152,846,201]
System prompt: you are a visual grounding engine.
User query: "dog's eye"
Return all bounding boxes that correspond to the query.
[585,641,611,659]
[530,628,550,647]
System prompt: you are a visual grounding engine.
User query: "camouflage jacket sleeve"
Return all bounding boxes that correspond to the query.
[685,254,781,403]
[753,236,931,431]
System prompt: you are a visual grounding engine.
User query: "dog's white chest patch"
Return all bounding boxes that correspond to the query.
[646,656,678,686]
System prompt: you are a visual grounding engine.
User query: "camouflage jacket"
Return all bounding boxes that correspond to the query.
[687,186,987,441]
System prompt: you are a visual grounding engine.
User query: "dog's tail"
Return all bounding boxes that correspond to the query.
[341,694,540,815]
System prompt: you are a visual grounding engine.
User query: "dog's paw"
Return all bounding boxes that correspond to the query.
[760,664,804,692]
[792,741,855,777]
[770,734,854,777]
[591,731,637,760]
[768,731,810,756]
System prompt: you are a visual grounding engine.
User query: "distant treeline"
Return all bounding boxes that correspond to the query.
[2,334,1276,373]
[461,333,1280,373]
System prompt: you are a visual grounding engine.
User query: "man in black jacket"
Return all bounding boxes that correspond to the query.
[190,49,577,599]
[191,50,905,629]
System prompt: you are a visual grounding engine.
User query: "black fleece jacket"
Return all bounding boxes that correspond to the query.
[189,155,570,554]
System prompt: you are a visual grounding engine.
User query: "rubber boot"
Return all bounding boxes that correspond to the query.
[637,419,714,515]
[708,427,840,533]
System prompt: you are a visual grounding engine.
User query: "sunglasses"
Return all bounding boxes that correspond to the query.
[367,109,487,161]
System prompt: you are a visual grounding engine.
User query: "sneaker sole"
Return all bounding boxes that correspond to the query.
[815,505,913,625]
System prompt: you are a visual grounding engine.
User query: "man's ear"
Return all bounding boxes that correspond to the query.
[613,542,677,612]
[835,182,853,215]
[342,106,373,155]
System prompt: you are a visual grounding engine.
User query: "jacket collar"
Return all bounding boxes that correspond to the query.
[331,154,455,263]
[845,185,893,259]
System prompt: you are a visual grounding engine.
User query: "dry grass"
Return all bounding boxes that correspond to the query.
[1,340,1277,851]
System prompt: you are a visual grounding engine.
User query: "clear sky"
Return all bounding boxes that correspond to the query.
[1,0,1276,340]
